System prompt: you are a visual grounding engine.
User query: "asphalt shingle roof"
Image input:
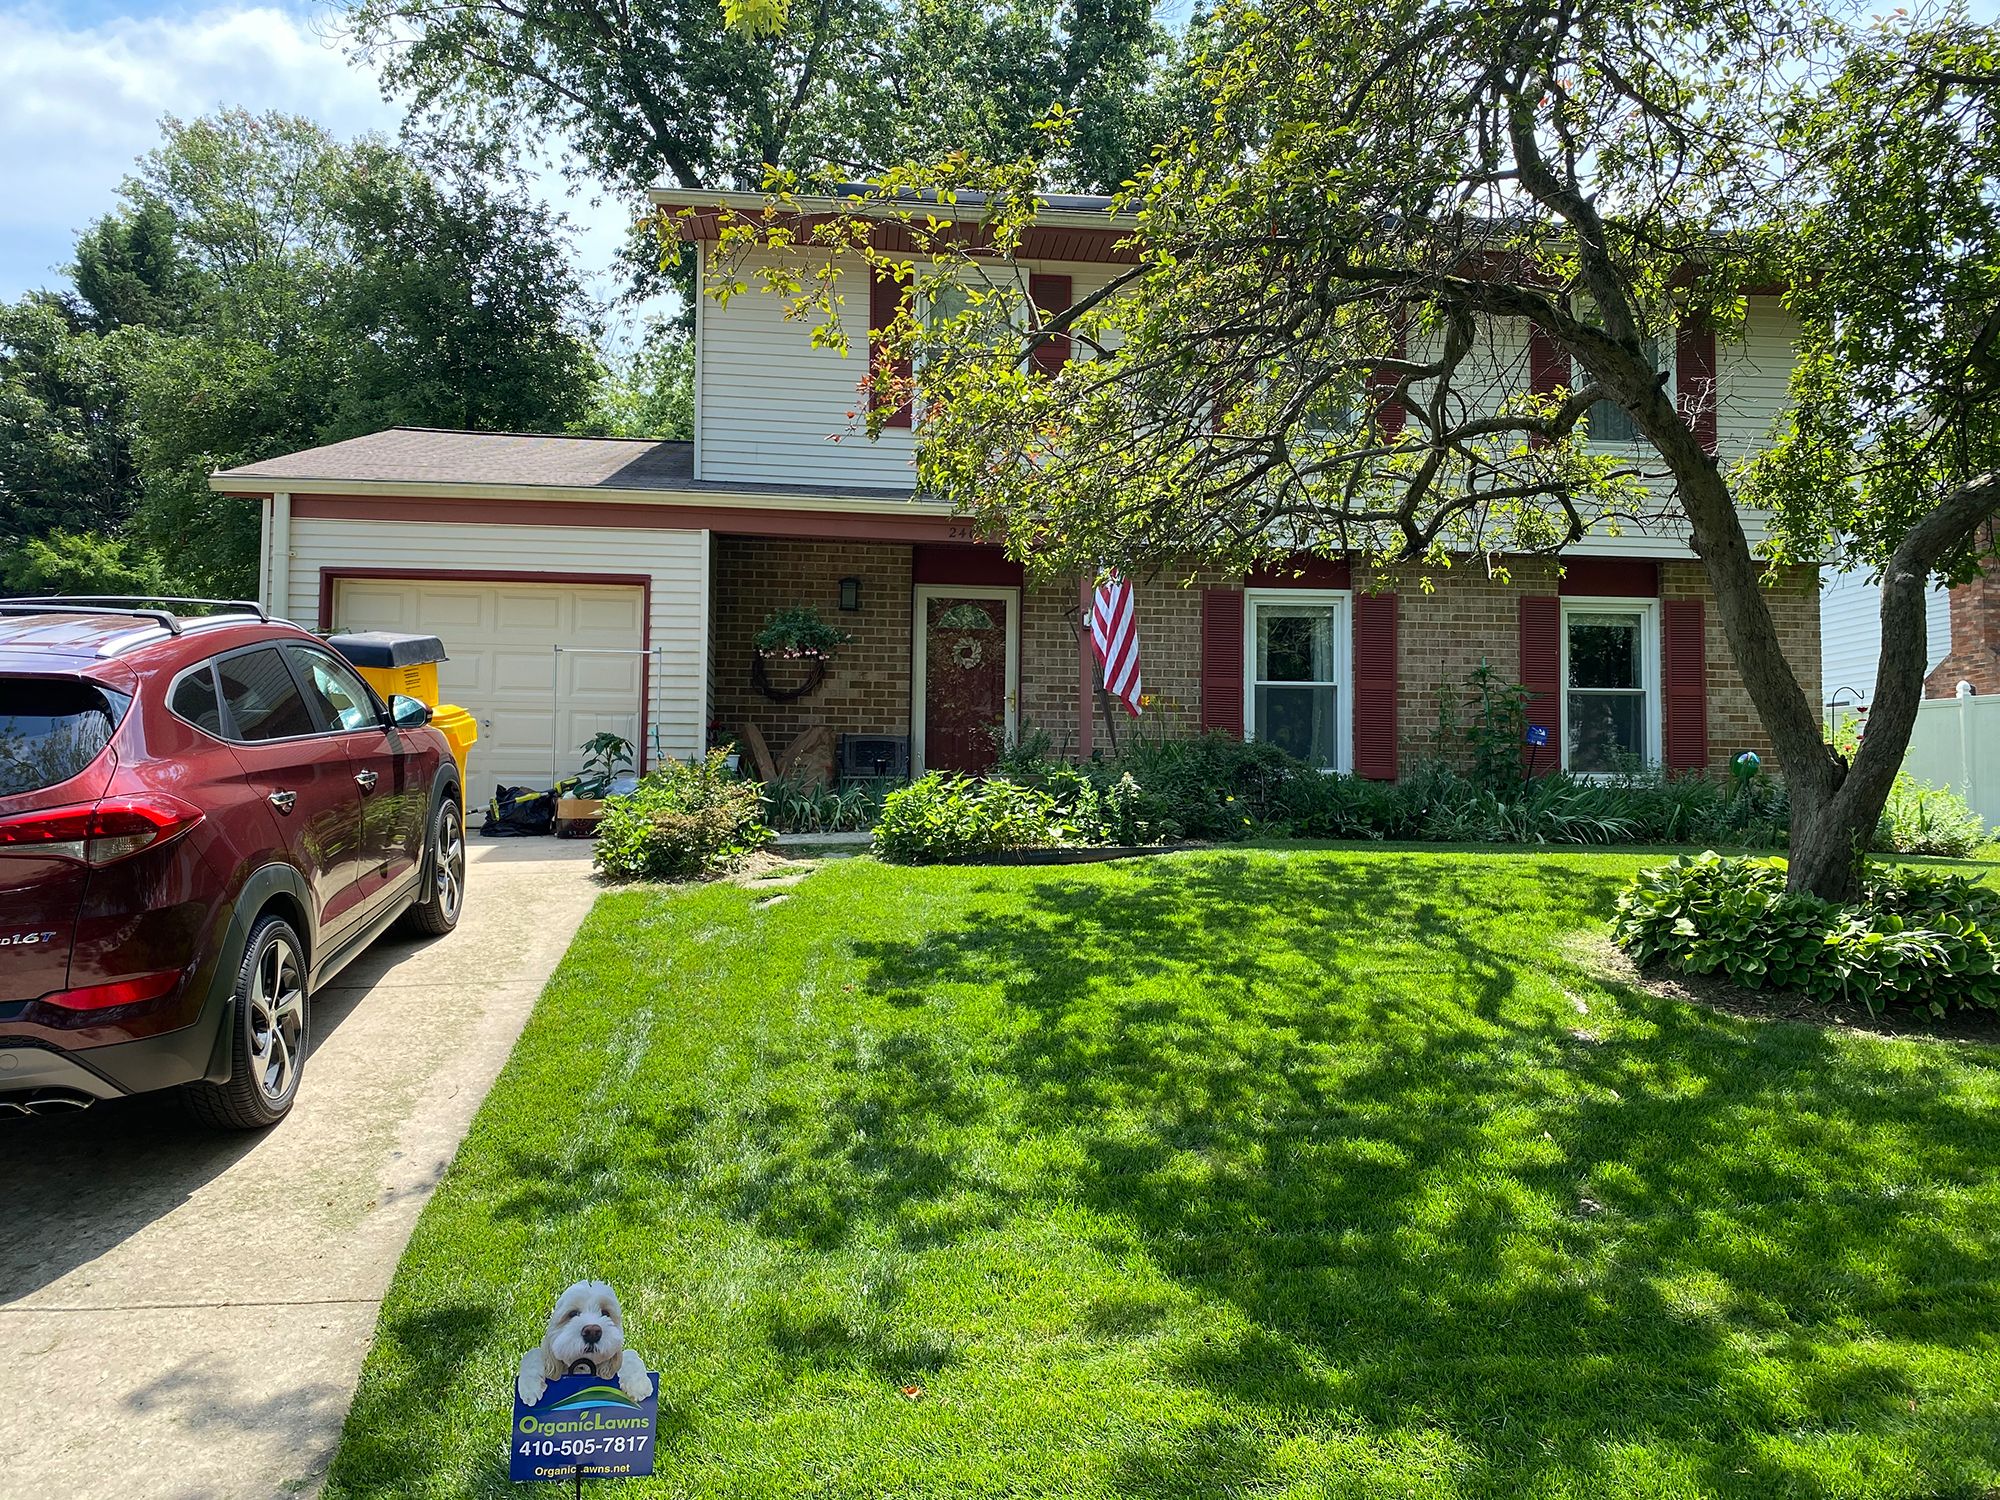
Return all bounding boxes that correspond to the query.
[211,426,918,501]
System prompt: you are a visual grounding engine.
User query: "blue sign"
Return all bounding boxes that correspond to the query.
[1524,724,1550,747]
[510,1371,660,1482]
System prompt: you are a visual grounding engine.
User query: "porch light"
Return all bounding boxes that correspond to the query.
[839,576,862,611]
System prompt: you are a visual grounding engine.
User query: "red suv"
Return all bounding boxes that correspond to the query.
[0,598,465,1128]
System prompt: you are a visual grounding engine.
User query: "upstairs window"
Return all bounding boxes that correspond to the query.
[1571,298,1674,445]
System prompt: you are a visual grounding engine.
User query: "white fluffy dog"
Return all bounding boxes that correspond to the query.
[516,1279,652,1405]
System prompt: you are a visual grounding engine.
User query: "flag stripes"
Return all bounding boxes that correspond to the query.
[1091,572,1143,717]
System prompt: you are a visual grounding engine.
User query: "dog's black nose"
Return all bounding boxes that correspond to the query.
[580,1324,603,1347]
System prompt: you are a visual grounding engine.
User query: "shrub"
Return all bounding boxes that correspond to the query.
[1613,851,2000,1015]
[763,776,885,834]
[594,750,770,880]
[1110,734,1303,839]
[1874,774,1985,857]
[874,773,1070,863]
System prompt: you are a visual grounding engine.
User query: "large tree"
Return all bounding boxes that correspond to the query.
[704,0,1999,900]
[340,0,1174,211]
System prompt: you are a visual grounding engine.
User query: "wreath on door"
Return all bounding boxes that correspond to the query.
[949,637,984,670]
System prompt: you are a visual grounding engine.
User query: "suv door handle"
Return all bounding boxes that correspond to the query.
[268,790,297,814]
[355,770,379,792]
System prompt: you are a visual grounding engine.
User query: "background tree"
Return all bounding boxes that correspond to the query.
[709,0,1999,900]
[0,294,141,548]
[340,0,1173,215]
[0,109,604,596]
[580,324,695,438]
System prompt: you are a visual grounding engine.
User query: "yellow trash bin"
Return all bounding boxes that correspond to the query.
[328,631,447,708]
[429,704,479,802]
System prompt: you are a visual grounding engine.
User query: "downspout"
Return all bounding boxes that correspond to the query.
[257,495,275,613]
[270,492,291,621]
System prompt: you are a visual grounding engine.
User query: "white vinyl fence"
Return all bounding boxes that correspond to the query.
[1901,695,2000,828]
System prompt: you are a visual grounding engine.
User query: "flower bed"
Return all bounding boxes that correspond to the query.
[1614,852,2000,1015]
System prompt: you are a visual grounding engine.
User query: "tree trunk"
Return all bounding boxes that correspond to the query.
[1783,777,1872,904]
[1598,350,1998,901]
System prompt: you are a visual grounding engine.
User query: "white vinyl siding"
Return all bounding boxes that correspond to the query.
[694,248,1129,491]
[280,515,710,772]
[1820,561,1951,708]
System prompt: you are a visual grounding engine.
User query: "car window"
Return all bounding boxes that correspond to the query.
[287,646,379,733]
[170,666,224,736]
[0,678,131,795]
[216,649,317,742]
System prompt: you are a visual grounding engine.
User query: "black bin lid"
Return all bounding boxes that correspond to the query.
[327,630,448,668]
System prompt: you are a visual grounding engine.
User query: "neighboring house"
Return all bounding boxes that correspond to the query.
[211,189,1821,813]
[1819,561,1951,715]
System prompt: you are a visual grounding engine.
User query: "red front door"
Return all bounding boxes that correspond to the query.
[920,591,1013,773]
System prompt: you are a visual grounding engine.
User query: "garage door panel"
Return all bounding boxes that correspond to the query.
[497,593,563,632]
[330,577,647,815]
[419,591,488,631]
[575,594,643,635]
[571,655,642,694]
[493,649,558,692]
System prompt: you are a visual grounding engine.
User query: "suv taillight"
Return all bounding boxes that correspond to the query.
[0,794,205,865]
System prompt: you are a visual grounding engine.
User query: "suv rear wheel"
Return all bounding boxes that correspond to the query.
[183,915,308,1129]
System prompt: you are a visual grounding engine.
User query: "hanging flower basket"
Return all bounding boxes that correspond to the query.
[751,606,854,703]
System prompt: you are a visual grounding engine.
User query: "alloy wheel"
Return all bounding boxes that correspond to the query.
[435,802,465,922]
[247,936,305,1105]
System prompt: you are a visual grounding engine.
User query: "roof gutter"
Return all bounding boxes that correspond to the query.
[645,187,1137,235]
[206,473,932,516]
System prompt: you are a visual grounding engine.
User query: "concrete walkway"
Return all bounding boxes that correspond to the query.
[0,838,601,1499]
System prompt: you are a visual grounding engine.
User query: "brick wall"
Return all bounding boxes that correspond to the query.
[1928,557,2000,697]
[709,539,914,765]
[714,539,1822,784]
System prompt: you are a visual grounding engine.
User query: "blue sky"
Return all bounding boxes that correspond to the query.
[4,0,1999,329]
[0,0,642,329]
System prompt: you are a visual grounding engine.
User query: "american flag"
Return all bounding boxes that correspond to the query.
[1091,571,1143,717]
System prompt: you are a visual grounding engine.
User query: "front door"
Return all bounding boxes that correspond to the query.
[916,587,1018,774]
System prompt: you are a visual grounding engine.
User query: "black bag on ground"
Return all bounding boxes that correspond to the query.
[483,785,557,836]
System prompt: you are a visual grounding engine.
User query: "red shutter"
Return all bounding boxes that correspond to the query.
[1368,303,1408,439]
[1029,273,1071,379]
[869,269,912,428]
[1352,591,1398,779]
[1663,597,1709,773]
[1529,326,1569,395]
[1528,325,1568,448]
[1200,588,1245,738]
[1519,595,1561,775]
[1675,319,1718,454]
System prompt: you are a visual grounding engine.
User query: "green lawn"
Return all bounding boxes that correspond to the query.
[328,849,2000,1499]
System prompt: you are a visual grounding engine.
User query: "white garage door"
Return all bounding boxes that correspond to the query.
[330,578,647,814]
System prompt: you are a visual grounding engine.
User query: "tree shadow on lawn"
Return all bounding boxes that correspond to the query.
[779,852,2000,1496]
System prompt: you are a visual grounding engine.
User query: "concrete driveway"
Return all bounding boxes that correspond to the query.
[0,837,601,1499]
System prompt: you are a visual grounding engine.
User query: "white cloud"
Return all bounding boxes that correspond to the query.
[0,2,647,324]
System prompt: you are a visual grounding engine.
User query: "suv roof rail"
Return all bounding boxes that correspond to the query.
[0,596,270,636]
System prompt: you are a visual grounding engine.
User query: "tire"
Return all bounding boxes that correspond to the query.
[183,915,308,1130]
[397,784,466,938]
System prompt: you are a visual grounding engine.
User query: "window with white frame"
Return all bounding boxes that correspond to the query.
[1571,298,1674,445]
[1562,600,1660,773]
[1245,592,1349,770]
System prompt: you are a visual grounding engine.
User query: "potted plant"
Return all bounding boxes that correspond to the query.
[555,732,636,835]
[752,605,854,702]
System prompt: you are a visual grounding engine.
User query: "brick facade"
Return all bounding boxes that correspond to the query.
[711,537,1821,782]
[1927,555,2000,697]
[709,538,915,763]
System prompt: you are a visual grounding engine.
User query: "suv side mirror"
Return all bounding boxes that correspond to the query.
[389,694,432,729]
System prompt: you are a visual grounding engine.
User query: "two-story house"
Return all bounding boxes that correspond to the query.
[211,189,1821,814]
